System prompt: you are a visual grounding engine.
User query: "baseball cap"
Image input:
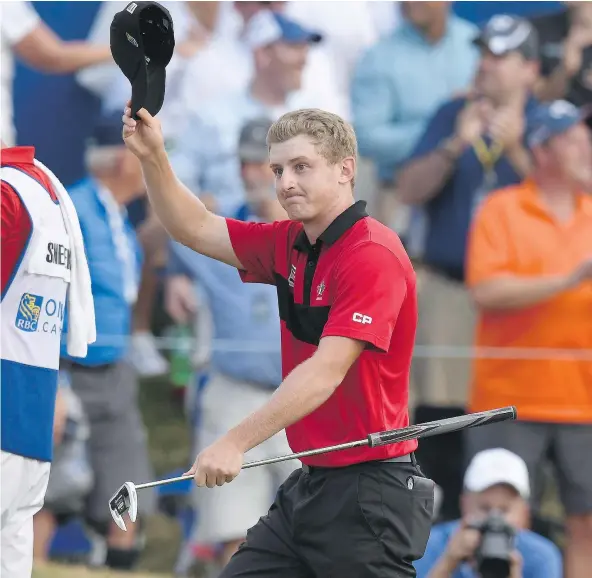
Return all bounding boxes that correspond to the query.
[87,111,127,148]
[464,448,530,499]
[238,118,274,163]
[244,10,323,50]
[110,1,175,119]
[527,99,592,147]
[473,14,538,60]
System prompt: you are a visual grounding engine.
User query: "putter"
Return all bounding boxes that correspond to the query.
[109,405,516,530]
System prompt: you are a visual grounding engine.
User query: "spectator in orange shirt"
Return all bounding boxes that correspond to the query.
[465,99,592,578]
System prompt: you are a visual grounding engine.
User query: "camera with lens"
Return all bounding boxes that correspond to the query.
[469,510,516,578]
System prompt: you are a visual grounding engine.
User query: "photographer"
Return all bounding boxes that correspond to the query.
[415,449,561,578]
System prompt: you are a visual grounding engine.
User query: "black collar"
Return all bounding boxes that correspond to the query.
[294,201,368,252]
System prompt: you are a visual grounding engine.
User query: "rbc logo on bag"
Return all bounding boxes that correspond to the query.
[15,293,44,332]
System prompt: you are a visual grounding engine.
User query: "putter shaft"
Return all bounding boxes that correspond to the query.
[134,406,516,491]
[135,439,368,490]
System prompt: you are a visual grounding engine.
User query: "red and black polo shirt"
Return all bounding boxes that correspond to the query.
[226,201,418,466]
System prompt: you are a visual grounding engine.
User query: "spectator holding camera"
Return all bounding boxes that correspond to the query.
[532,2,592,108]
[465,99,592,578]
[415,449,562,578]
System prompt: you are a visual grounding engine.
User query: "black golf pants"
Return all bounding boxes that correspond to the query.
[220,455,434,578]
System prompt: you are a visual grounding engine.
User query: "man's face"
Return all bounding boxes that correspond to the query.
[543,122,592,188]
[461,485,528,530]
[241,159,275,204]
[401,1,450,29]
[474,49,536,103]
[269,135,347,222]
[266,41,309,93]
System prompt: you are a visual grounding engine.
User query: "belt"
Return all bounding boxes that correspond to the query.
[301,454,413,475]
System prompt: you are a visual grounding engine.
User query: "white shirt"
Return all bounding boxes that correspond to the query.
[283,1,381,100]
[175,30,349,123]
[0,1,40,145]
[367,1,402,38]
[77,1,350,140]
[76,1,194,139]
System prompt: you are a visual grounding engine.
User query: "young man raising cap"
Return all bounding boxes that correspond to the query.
[121,98,433,575]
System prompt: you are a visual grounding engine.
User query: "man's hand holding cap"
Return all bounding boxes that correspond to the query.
[110,1,175,119]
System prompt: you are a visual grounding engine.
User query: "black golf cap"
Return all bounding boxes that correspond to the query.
[110,1,175,119]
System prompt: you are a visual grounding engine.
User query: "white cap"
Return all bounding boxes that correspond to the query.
[464,448,530,499]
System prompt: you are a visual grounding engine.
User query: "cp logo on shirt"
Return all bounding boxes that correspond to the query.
[352,312,372,325]
[15,293,44,332]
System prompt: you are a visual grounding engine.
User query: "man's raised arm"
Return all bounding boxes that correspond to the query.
[121,105,243,269]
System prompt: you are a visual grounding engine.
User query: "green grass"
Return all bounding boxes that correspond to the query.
[33,562,171,578]
[138,377,193,477]
[36,376,193,577]
[136,377,193,574]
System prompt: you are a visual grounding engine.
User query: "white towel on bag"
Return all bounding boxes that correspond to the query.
[33,159,96,357]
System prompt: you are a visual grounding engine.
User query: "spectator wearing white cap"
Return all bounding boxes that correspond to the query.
[414,449,562,578]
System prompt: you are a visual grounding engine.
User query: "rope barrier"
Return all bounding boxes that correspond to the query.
[81,335,592,361]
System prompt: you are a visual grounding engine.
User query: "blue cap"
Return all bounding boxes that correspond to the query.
[244,10,322,49]
[87,111,125,147]
[272,13,322,44]
[527,100,590,147]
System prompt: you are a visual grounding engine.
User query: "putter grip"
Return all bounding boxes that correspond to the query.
[367,406,517,448]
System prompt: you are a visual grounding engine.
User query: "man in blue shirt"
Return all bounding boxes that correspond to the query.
[60,113,155,571]
[415,448,562,578]
[164,118,295,572]
[394,15,541,522]
[351,1,478,246]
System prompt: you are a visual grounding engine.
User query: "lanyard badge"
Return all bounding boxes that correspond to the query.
[472,137,504,215]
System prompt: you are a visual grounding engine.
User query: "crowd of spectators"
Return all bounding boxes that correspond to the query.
[2,1,592,577]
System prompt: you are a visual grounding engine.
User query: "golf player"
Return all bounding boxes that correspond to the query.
[1,143,95,578]
[122,105,434,576]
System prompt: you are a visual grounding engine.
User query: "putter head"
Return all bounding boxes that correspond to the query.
[109,482,138,532]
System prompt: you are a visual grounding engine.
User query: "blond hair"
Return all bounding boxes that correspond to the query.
[267,108,358,187]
